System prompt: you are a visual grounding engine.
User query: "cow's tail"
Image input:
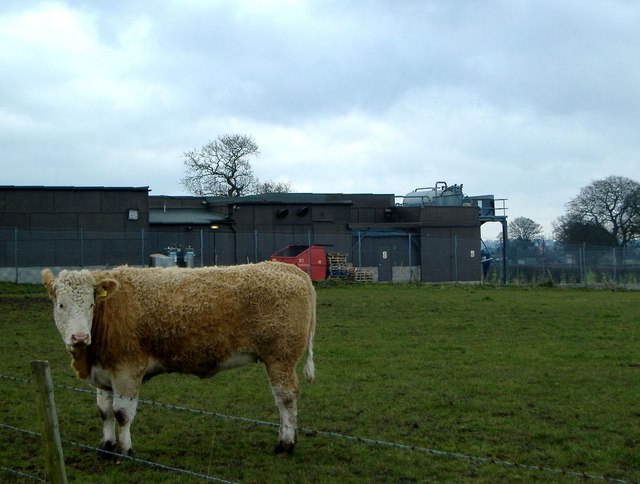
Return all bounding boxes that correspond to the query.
[302,285,316,383]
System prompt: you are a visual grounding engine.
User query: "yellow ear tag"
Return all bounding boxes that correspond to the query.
[97,288,108,297]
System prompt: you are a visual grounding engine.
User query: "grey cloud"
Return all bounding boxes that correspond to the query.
[1,0,640,236]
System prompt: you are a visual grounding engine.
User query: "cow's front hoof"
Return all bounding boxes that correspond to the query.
[118,447,134,459]
[97,440,117,461]
[111,448,133,465]
[273,441,295,456]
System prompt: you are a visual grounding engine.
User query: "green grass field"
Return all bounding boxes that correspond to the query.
[0,282,638,483]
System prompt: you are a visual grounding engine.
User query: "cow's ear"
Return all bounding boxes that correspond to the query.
[41,269,55,300]
[95,278,119,301]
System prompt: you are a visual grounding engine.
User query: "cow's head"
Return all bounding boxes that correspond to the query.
[42,269,118,352]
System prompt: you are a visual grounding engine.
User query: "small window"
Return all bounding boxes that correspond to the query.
[127,209,139,221]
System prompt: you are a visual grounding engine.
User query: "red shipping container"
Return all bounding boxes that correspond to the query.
[270,245,327,281]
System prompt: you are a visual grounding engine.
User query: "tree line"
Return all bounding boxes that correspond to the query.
[509,175,640,250]
[182,134,640,249]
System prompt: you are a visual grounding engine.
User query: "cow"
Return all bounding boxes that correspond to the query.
[41,261,316,457]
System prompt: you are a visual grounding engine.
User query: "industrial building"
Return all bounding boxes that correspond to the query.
[0,184,506,283]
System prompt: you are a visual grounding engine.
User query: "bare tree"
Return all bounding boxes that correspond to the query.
[562,175,640,246]
[255,180,292,194]
[182,134,293,197]
[182,134,259,197]
[508,216,544,242]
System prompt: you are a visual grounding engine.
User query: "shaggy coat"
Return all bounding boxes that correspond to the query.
[42,261,316,456]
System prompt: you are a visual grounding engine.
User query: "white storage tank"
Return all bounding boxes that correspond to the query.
[403,182,464,207]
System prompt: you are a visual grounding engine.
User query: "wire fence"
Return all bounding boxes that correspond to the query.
[485,241,640,286]
[3,228,640,286]
[0,227,476,284]
[0,373,632,483]
[0,422,235,484]
[0,227,415,269]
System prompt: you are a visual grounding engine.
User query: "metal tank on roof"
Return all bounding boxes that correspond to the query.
[402,181,503,221]
[403,181,465,207]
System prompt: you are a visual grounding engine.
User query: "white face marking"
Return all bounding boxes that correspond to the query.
[51,271,96,350]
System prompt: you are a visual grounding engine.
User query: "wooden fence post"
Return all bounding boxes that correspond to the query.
[31,360,68,484]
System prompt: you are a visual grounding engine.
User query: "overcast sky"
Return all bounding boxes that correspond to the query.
[2,1,639,239]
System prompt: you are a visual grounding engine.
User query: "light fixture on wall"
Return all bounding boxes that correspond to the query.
[127,209,139,221]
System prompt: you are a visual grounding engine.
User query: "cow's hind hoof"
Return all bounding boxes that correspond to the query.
[273,441,295,456]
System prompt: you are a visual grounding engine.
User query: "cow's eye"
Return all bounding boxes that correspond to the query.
[58,303,64,309]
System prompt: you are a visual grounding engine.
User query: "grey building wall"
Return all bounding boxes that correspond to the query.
[418,207,482,282]
[2,189,484,283]
[0,186,149,267]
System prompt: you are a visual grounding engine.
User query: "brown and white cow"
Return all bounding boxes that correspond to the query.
[42,261,316,456]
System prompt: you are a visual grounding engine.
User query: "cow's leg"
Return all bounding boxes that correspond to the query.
[113,395,138,456]
[266,363,299,455]
[96,389,117,458]
[111,378,141,457]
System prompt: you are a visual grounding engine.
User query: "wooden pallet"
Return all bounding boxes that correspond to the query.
[327,252,350,279]
[353,268,374,282]
[327,252,348,265]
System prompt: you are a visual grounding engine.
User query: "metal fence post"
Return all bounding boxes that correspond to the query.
[200,229,204,267]
[578,245,582,284]
[31,360,67,484]
[254,230,258,262]
[14,227,18,283]
[582,242,587,284]
[307,230,312,276]
[141,228,145,266]
[541,239,546,281]
[501,219,508,284]
[408,233,412,283]
[79,228,84,268]
[453,235,458,283]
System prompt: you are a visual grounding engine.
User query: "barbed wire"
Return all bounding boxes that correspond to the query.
[1,373,633,484]
[0,423,235,483]
[0,424,46,483]
[0,465,46,483]
[0,374,31,384]
[60,438,237,483]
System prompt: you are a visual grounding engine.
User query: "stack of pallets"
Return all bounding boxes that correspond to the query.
[327,252,349,280]
[353,268,374,283]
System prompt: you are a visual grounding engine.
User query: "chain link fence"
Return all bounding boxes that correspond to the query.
[485,241,640,285]
[6,227,636,286]
[0,227,485,284]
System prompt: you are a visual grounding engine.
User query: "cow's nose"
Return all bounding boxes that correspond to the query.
[71,333,90,345]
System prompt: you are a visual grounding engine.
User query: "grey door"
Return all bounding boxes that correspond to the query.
[378,246,392,281]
